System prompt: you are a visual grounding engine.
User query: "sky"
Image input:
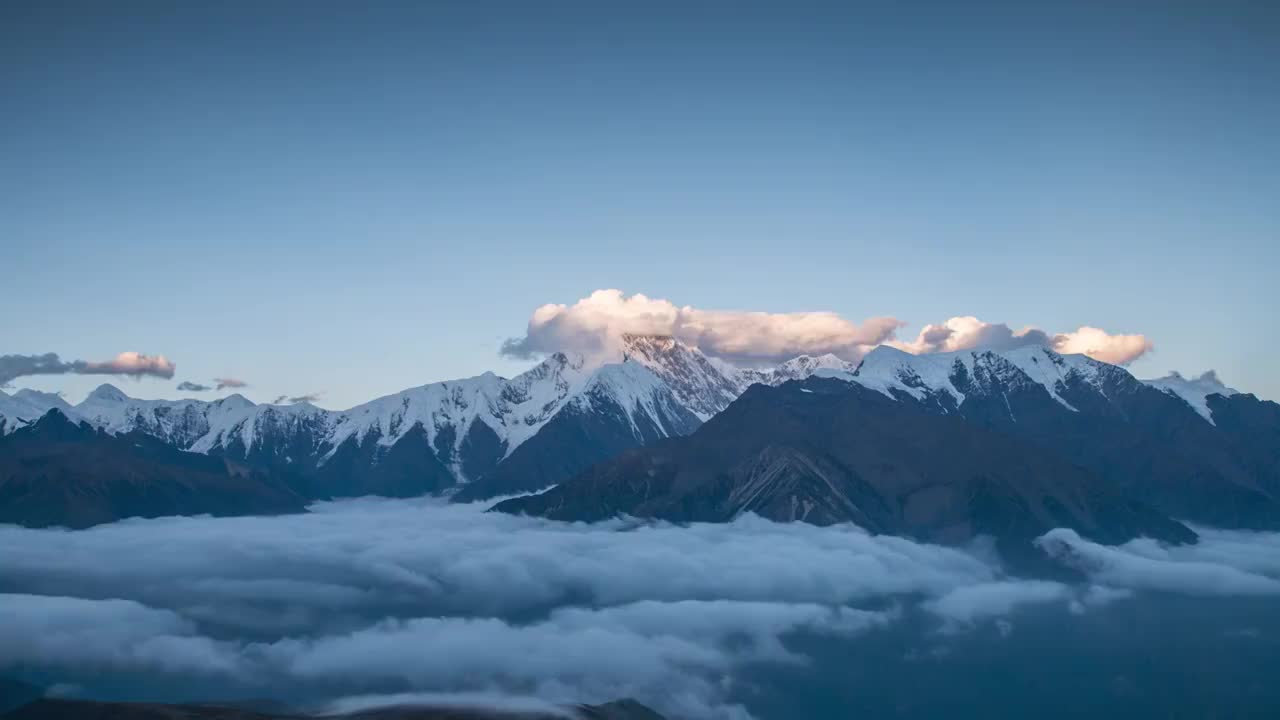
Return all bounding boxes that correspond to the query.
[2,0,1277,408]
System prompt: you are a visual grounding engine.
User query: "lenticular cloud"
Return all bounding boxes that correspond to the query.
[1,498,1276,718]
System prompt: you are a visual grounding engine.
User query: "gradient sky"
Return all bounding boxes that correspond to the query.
[3,0,1277,408]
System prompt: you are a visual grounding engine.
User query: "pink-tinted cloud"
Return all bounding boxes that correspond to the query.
[0,351,175,386]
[78,352,176,378]
[891,316,1153,365]
[502,291,1155,368]
[501,289,902,366]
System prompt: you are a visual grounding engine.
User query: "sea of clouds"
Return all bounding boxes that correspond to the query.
[1,497,1278,719]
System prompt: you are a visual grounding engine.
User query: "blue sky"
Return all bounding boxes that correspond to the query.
[3,1,1277,408]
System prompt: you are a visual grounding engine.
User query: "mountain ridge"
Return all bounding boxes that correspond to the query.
[2,338,1268,511]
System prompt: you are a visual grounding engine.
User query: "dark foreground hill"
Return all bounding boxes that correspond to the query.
[0,410,307,528]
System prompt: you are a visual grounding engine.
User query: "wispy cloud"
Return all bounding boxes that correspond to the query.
[179,378,249,393]
[274,393,321,405]
[1,352,176,386]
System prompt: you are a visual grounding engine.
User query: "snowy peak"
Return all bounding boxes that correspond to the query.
[0,388,77,434]
[1143,370,1240,424]
[573,361,699,436]
[852,345,968,405]
[850,344,1122,413]
[87,383,129,403]
[619,334,741,419]
[740,353,859,387]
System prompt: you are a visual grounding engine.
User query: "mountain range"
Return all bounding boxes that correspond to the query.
[0,335,856,509]
[2,336,1276,541]
[497,345,1280,533]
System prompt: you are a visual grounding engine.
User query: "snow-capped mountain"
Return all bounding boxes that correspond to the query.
[4,336,1274,527]
[0,389,74,434]
[499,342,1280,535]
[618,334,860,417]
[849,344,1131,414]
[0,339,744,499]
[847,344,1246,426]
[75,384,258,447]
[1142,370,1240,423]
[619,334,743,419]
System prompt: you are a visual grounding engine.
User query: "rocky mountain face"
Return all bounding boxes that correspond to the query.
[453,362,702,501]
[493,377,1198,564]
[0,410,306,528]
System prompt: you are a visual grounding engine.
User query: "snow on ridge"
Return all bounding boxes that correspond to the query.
[1143,370,1240,424]
[848,344,1115,412]
[574,361,678,438]
[851,345,968,405]
[0,388,79,433]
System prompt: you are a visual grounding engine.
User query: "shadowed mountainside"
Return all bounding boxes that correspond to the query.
[0,410,307,529]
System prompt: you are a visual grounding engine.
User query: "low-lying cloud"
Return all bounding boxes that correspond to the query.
[178,381,213,392]
[215,378,248,390]
[1,498,1277,718]
[501,290,1153,368]
[0,351,176,386]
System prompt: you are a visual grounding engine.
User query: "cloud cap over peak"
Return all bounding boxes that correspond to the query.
[890,316,1153,365]
[501,290,1154,368]
[501,289,902,366]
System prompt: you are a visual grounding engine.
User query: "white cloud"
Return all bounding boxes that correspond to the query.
[501,289,902,366]
[79,351,176,378]
[924,581,1069,628]
[890,316,1153,365]
[501,290,1154,368]
[0,594,240,676]
[1035,528,1280,596]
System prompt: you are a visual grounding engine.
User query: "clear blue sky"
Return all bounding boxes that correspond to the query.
[3,0,1277,408]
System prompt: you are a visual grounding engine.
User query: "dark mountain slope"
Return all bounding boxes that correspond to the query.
[945,354,1280,529]
[495,378,1194,553]
[0,410,306,529]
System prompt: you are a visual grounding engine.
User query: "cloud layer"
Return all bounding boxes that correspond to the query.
[1,352,176,386]
[1,498,1276,718]
[501,290,1153,367]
